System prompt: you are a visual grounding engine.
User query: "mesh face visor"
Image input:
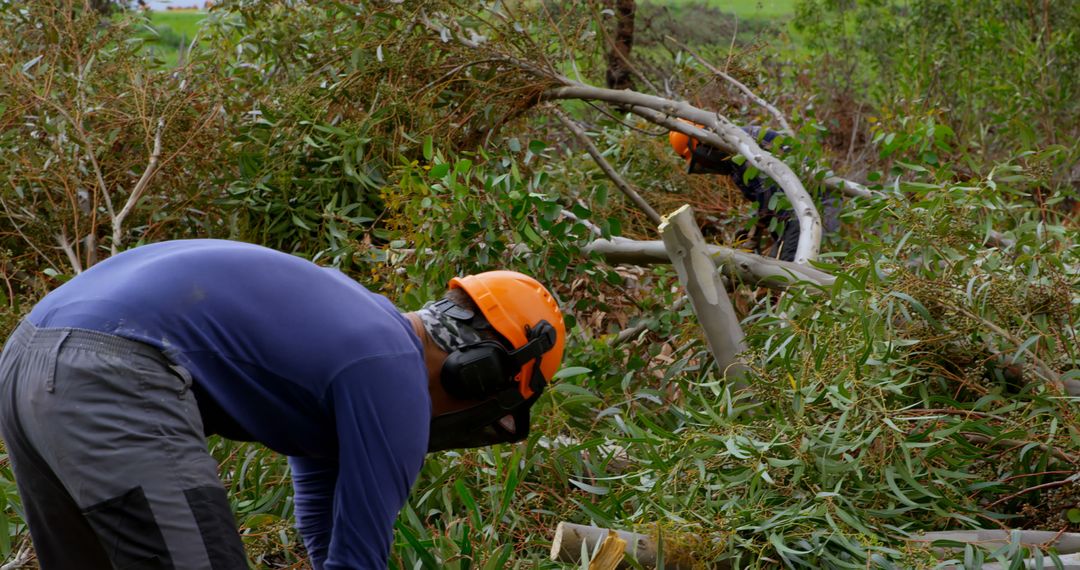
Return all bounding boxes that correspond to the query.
[426,391,539,452]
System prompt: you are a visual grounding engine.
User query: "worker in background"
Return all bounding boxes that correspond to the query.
[0,239,565,569]
[670,125,840,261]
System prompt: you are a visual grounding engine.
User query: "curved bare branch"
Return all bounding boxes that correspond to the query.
[583,237,835,289]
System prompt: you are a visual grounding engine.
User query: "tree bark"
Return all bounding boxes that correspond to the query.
[583,237,835,290]
[910,530,1080,554]
[604,0,636,90]
[660,205,749,383]
[112,117,165,255]
[961,553,1080,570]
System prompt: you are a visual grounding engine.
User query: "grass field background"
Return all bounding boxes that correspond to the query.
[642,0,797,20]
[143,1,798,66]
[142,10,206,66]
[149,10,206,38]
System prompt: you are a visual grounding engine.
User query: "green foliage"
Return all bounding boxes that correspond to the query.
[0,0,231,304]
[647,0,797,20]
[0,1,1077,568]
[383,142,607,307]
[149,11,206,41]
[210,437,307,567]
[791,0,1080,181]
[138,11,208,66]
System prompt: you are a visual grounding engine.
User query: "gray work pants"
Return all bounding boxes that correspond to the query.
[0,321,248,569]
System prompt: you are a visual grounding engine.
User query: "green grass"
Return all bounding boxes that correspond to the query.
[138,2,796,68]
[141,10,207,67]
[150,10,206,38]
[643,0,796,20]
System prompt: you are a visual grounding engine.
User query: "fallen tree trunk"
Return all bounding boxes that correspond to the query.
[963,552,1080,570]
[542,85,823,264]
[584,237,835,290]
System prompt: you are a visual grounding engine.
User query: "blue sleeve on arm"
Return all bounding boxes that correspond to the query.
[290,455,338,569]
[321,354,430,569]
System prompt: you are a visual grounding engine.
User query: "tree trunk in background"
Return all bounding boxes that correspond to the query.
[604,0,636,90]
[88,0,114,15]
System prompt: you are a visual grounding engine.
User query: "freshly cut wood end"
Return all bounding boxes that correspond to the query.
[658,204,691,231]
[589,530,628,569]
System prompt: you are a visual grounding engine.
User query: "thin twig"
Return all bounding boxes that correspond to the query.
[960,432,1076,465]
[551,106,662,226]
[418,58,502,96]
[983,476,1078,510]
[998,470,1077,484]
[892,408,995,419]
[583,100,668,136]
[56,229,83,274]
[112,117,164,255]
[665,34,793,136]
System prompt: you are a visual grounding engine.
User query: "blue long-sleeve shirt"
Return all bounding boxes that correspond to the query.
[28,239,430,569]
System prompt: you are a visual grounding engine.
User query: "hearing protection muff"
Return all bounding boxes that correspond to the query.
[440,317,558,402]
[426,305,557,453]
[426,270,566,453]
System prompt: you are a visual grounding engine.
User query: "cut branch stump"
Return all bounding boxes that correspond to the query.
[589,530,627,570]
[660,205,749,387]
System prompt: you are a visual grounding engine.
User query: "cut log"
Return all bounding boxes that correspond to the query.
[589,530,627,569]
[550,522,707,569]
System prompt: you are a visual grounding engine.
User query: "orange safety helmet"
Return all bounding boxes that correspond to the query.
[668,119,704,160]
[450,271,566,399]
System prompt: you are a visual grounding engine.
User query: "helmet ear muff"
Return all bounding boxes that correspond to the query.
[440,320,557,401]
[440,341,514,401]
